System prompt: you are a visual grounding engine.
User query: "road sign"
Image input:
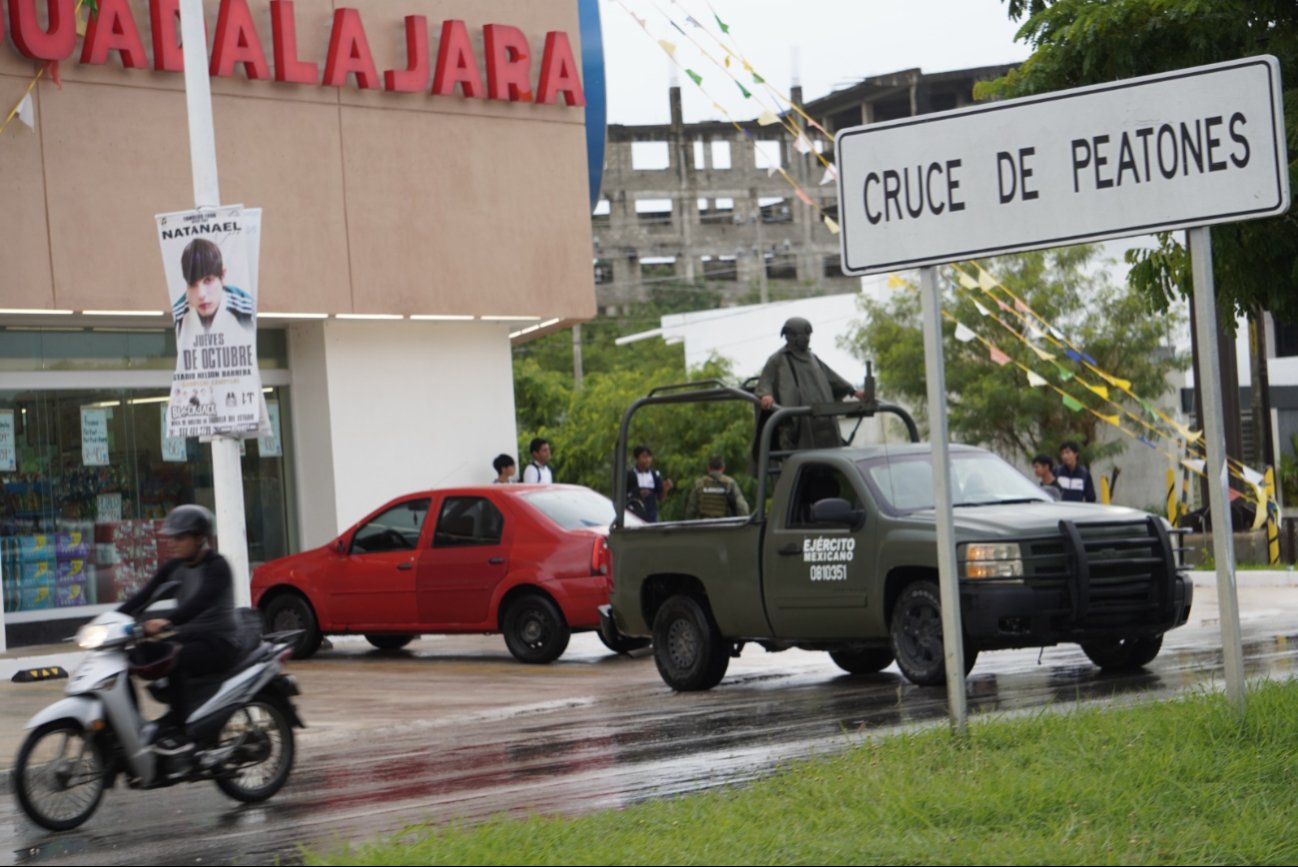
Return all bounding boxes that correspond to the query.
[835,56,1289,275]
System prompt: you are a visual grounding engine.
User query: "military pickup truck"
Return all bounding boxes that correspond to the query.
[600,380,1193,691]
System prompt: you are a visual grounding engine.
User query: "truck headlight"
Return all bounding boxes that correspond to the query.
[961,542,1023,579]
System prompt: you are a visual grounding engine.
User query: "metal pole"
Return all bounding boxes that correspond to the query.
[1188,226,1246,715]
[572,324,584,389]
[919,265,968,733]
[179,0,251,606]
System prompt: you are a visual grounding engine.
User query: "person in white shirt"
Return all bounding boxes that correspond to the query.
[522,437,554,484]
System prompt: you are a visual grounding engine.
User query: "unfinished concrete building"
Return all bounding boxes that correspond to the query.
[593,64,1018,313]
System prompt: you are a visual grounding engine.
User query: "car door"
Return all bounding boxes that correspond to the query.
[763,463,875,639]
[415,494,510,626]
[326,497,429,628]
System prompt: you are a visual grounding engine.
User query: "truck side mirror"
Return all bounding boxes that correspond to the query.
[810,498,865,531]
[333,537,347,555]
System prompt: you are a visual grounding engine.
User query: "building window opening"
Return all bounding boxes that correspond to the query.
[766,253,798,280]
[635,198,674,227]
[594,258,613,285]
[702,255,738,282]
[711,140,732,170]
[760,196,792,224]
[640,257,677,281]
[699,197,737,225]
[593,198,611,224]
[753,139,784,170]
[631,141,671,171]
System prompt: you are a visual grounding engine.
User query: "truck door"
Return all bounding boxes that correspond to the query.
[763,462,874,639]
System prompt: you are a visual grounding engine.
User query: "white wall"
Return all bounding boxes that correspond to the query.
[288,320,519,548]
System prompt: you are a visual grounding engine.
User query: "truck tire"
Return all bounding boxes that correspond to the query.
[890,580,977,686]
[829,648,895,675]
[653,595,730,691]
[1080,634,1163,671]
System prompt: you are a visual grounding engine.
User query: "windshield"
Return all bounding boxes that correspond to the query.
[522,488,645,530]
[857,450,1050,514]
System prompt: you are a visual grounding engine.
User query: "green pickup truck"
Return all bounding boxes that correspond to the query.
[600,380,1193,691]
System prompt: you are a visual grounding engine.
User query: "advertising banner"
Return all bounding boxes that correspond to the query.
[80,408,109,466]
[156,205,264,438]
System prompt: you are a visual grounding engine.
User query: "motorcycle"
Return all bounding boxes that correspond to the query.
[11,600,304,831]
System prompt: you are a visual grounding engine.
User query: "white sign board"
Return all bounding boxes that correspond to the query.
[0,410,15,472]
[836,56,1289,274]
[80,407,109,466]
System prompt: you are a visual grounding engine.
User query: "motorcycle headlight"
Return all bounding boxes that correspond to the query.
[76,624,111,649]
[961,542,1023,579]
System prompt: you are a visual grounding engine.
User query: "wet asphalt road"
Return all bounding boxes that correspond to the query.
[2,583,1296,866]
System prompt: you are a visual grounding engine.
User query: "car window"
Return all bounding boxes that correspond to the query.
[434,497,505,547]
[522,487,644,529]
[351,498,430,554]
[858,451,1049,514]
[787,464,861,528]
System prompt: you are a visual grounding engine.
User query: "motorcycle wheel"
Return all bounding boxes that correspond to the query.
[213,700,295,803]
[14,721,106,831]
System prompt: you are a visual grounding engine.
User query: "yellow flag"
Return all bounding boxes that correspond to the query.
[957,271,979,290]
[887,273,904,289]
[1081,380,1110,400]
[823,216,840,235]
[1096,412,1121,427]
[1166,467,1179,523]
[658,40,677,56]
[978,270,997,292]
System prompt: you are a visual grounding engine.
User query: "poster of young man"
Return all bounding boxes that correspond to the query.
[155,206,264,439]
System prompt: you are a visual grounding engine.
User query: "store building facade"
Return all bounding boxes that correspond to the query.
[1,0,600,645]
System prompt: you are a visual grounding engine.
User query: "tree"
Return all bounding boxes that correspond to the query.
[843,247,1185,463]
[981,0,1298,322]
[512,281,760,518]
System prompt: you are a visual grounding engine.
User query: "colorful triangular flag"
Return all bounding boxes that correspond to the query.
[736,82,752,99]
[819,163,838,186]
[757,111,780,126]
[974,301,992,318]
[686,69,702,86]
[1056,365,1074,381]
[714,13,730,33]
[958,271,979,290]
[794,188,814,207]
[1081,380,1110,400]
[16,93,34,129]
[1062,394,1085,412]
[989,345,1011,366]
[752,72,765,84]
[1026,370,1047,387]
[1031,345,1055,361]
[658,40,677,56]
[1096,412,1121,427]
[793,131,813,154]
[823,216,839,235]
[887,273,905,289]
[955,323,976,343]
[978,270,997,291]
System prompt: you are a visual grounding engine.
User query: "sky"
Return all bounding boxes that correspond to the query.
[598,0,1033,126]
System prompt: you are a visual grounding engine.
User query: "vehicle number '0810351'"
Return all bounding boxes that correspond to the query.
[809,564,847,582]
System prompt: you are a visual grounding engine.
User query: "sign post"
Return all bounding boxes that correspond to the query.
[836,55,1288,725]
[178,0,252,606]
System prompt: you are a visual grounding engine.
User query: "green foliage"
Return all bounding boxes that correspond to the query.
[512,282,760,513]
[982,0,1298,323]
[843,247,1184,462]
[311,679,1298,866]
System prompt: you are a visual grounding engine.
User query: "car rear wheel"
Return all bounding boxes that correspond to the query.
[502,594,571,664]
[1081,634,1164,671]
[890,580,978,686]
[263,594,322,660]
[829,647,895,675]
[365,634,416,651]
[652,595,729,691]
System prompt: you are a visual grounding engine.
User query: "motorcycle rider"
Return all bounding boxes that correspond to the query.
[117,504,240,751]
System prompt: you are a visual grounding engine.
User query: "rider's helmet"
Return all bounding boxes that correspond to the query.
[160,504,214,538]
[128,640,181,680]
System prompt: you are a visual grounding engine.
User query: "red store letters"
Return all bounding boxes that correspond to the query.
[3,0,585,105]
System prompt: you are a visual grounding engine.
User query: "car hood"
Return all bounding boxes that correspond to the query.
[910,501,1155,538]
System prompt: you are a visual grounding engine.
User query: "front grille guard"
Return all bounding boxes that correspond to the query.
[1053,517,1182,626]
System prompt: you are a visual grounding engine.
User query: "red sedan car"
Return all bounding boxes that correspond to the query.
[252,484,646,663]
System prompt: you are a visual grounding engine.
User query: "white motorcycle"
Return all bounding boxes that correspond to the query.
[11,604,304,831]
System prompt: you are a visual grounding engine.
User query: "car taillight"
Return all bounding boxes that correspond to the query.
[591,536,611,576]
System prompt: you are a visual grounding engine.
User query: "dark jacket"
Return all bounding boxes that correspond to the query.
[1055,463,1096,503]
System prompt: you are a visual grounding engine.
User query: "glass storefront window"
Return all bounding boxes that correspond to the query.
[0,385,295,614]
[0,327,288,371]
